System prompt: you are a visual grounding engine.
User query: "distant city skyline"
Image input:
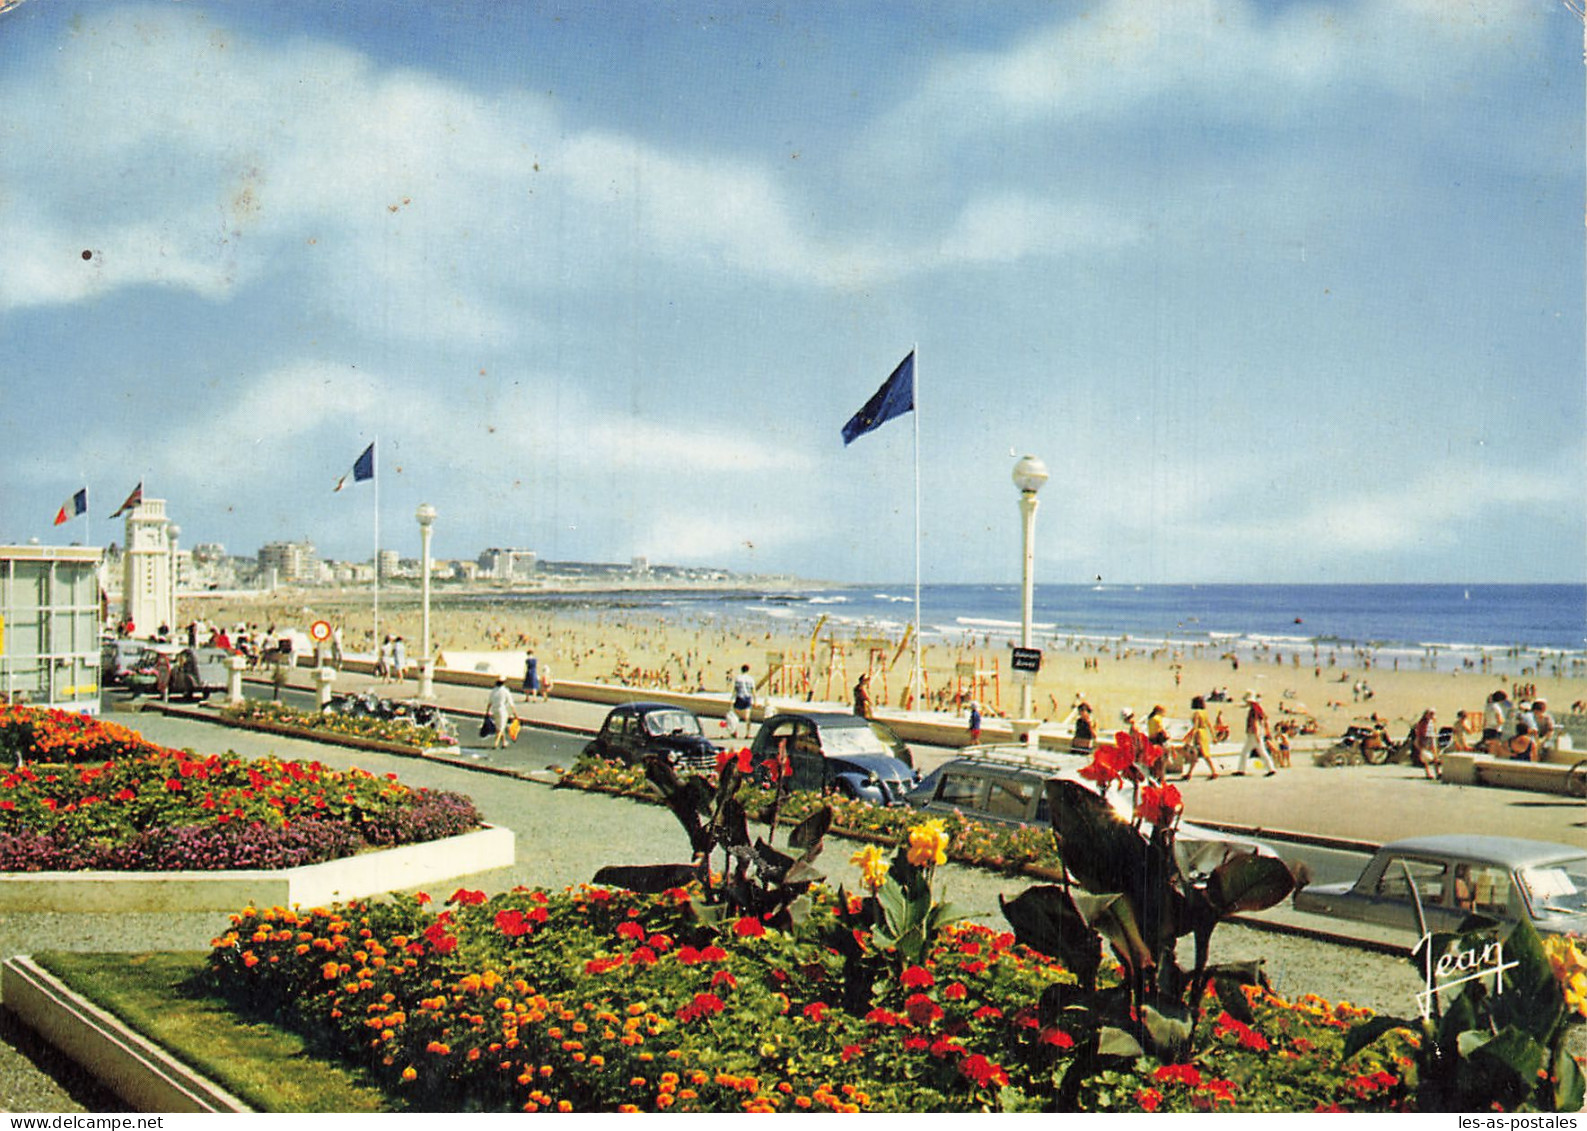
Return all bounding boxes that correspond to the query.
[4,1,1582,585]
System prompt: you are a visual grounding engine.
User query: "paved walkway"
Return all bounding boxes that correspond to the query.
[259,665,1587,849]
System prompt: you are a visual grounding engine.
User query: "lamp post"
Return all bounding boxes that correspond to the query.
[415,503,436,698]
[1012,455,1048,741]
[165,522,181,638]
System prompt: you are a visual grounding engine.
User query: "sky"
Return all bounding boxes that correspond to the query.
[1,0,1582,586]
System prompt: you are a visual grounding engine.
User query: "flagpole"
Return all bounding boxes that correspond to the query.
[912,344,922,714]
[373,435,381,652]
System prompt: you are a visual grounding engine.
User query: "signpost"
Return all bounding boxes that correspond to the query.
[1010,646,1041,685]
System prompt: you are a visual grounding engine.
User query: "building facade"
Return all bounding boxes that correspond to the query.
[122,497,175,635]
[1,544,103,714]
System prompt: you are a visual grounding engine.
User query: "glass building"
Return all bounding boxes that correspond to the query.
[0,544,103,714]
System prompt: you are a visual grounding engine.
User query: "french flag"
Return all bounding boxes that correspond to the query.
[53,488,87,527]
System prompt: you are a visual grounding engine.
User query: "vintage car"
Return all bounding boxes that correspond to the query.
[100,638,147,688]
[748,711,918,805]
[123,645,230,700]
[1292,834,1587,937]
[905,746,1283,879]
[584,702,719,775]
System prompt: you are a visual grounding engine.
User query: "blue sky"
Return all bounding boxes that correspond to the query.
[2,0,1581,585]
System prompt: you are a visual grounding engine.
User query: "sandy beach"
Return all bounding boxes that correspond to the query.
[182,586,1587,741]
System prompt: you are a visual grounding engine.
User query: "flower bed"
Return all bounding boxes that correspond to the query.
[218,701,455,752]
[0,707,479,872]
[558,753,1062,874]
[205,881,1424,1113]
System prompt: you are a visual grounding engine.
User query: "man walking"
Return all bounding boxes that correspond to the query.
[1235,690,1276,776]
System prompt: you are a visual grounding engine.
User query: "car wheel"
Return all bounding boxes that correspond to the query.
[1362,740,1391,766]
[1567,760,1587,800]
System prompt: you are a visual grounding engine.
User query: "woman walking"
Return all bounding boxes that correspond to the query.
[1180,695,1219,780]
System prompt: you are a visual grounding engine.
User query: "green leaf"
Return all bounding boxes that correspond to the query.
[1205,852,1296,914]
[1341,1014,1419,1063]
[1552,1046,1585,1112]
[1096,1026,1144,1059]
[1486,918,1567,1040]
[787,805,831,855]
[1071,890,1154,972]
[1139,1001,1193,1062]
[999,885,1103,990]
[591,863,701,893]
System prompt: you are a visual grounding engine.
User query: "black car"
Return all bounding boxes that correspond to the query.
[100,638,146,688]
[749,711,918,805]
[585,702,719,775]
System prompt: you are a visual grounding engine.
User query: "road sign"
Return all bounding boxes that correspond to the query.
[310,619,333,643]
[1010,647,1042,673]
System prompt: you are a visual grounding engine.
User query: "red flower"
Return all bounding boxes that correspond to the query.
[904,993,944,1025]
[710,970,737,989]
[676,945,704,965]
[972,1005,1003,1020]
[1135,783,1184,827]
[448,888,487,906]
[958,1054,1009,1089]
[495,909,529,937]
[676,992,726,1022]
[903,1036,930,1052]
[699,945,728,962]
[584,956,623,975]
[802,1001,828,1023]
[864,1008,904,1027]
[1154,1064,1202,1088]
[616,921,645,940]
[1039,1027,1075,1049]
[1137,1088,1164,1113]
[928,1035,964,1058]
[733,916,766,938]
[943,981,967,1001]
[901,965,934,989]
[840,1044,863,1063]
[627,947,657,966]
[1078,742,1135,786]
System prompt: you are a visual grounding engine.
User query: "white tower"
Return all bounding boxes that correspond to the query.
[123,498,172,636]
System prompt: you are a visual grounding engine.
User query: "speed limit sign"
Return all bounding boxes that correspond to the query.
[310,619,333,643]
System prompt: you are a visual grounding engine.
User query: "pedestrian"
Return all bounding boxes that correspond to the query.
[1412,708,1438,780]
[523,650,540,701]
[967,700,982,744]
[853,673,873,719]
[376,635,392,682]
[1534,699,1556,754]
[1235,690,1276,776]
[1181,695,1218,780]
[1481,690,1509,744]
[731,663,756,737]
[1070,701,1095,754]
[393,636,408,681]
[331,626,344,671]
[485,676,516,751]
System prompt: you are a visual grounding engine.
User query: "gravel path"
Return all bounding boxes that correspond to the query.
[0,712,1493,1110]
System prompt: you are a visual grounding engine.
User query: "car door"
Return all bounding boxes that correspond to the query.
[1362,854,1464,933]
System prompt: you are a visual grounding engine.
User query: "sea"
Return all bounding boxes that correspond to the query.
[512,582,1587,679]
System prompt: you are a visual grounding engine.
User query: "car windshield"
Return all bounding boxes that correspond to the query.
[819,723,891,758]
[1517,855,1587,921]
[643,710,701,737]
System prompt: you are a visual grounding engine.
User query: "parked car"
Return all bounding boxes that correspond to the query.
[584,702,719,775]
[1292,835,1587,937]
[124,645,229,700]
[905,746,1282,879]
[100,638,146,688]
[749,711,918,805]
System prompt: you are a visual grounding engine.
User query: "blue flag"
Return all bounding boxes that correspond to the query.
[842,351,915,445]
[335,443,376,491]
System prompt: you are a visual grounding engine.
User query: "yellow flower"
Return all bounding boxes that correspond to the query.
[850,844,888,891]
[906,820,949,868]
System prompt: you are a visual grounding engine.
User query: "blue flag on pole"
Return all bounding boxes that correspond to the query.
[335,443,376,491]
[841,350,915,445]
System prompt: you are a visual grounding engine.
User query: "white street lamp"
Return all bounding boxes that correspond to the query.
[415,503,436,698]
[165,522,181,638]
[1012,456,1048,742]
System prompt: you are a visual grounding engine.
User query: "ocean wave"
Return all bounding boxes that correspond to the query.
[806,596,849,605]
[957,617,1057,632]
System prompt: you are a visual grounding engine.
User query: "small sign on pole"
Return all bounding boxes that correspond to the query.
[1010,646,1041,686]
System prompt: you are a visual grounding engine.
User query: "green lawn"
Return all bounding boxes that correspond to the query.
[30,952,391,1113]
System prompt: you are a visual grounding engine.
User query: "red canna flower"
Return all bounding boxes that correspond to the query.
[1135,783,1184,827]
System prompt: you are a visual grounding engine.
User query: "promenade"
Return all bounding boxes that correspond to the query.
[0,667,1581,1110]
[298,661,1587,850]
